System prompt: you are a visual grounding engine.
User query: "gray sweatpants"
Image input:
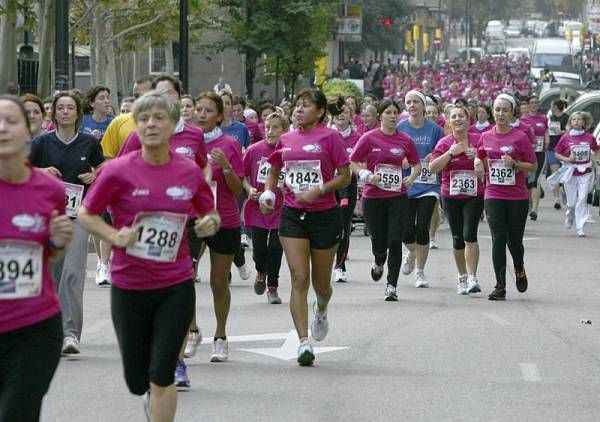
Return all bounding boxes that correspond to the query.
[51,220,89,341]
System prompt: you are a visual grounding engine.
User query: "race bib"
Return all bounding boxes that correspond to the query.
[127,212,187,263]
[0,240,43,300]
[449,171,477,196]
[65,183,84,218]
[284,160,323,193]
[548,121,561,136]
[488,159,515,185]
[417,159,437,184]
[256,157,285,188]
[374,164,403,192]
[572,144,591,162]
[534,136,544,152]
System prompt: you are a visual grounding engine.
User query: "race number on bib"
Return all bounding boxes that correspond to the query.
[548,121,561,136]
[284,160,323,194]
[418,160,437,184]
[488,159,515,185]
[127,212,187,263]
[256,157,285,188]
[65,183,84,218]
[534,136,544,152]
[374,164,403,192]
[0,240,43,300]
[449,171,477,196]
[572,144,591,162]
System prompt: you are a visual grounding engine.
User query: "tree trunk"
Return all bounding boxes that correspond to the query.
[95,12,106,84]
[0,0,19,92]
[37,0,54,98]
[88,3,97,85]
[245,53,257,99]
[104,18,119,111]
[165,42,174,74]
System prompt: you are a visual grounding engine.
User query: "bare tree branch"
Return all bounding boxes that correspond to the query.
[110,13,164,42]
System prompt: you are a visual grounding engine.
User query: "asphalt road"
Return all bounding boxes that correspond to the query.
[42,194,600,422]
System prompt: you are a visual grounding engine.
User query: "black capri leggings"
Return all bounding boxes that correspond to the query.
[0,314,62,422]
[251,227,283,288]
[442,195,484,250]
[402,196,438,245]
[111,281,195,395]
[484,199,529,289]
[335,180,358,271]
[363,195,409,287]
[527,152,546,189]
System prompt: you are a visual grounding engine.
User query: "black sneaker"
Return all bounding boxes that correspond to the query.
[540,186,545,198]
[529,211,537,221]
[384,284,398,301]
[515,267,528,293]
[254,272,266,295]
[488,288,506,301]
[553,201,562,210]
[371,263,384,281]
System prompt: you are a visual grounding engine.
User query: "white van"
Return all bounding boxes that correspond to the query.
[530,38,580,84]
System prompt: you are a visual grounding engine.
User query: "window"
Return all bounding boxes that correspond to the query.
[149,42,179,74]
[75,56,90,73]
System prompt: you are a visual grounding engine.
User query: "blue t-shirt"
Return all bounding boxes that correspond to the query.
[397,119,444,198]
[80,114,115,142]
[222,120,250,149]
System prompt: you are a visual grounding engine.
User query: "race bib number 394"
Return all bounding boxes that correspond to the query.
[0,240,43,300]
[126,212,187,263]
[284,160,323,193]
[488,159,515,185]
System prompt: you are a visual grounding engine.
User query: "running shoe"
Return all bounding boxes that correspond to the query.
[529,210,537,221]
[61,336,80,355]
[297,338,315,366]
[577,230,586,237]
[554,200,562,210]
[370,263,384,282]
[241,233,250,248]
[456,275,468,295]
[143,391,150,421]
[467,275,481,294]
[237,262,252,280]
[174,359,190,388]
[488,288,506,301]
[415,271,429,288]
[210,338,229,362]
[565,208,574,229]
[334,268,347,282]
[311,301,329,342]
[95,263,110,287]
[184,329,202,358]
[267,289,282,304]
[401,252,416,275]
[429,239,438,249]
[515,267,528,293]
[254,272,266,295]
[384,284,398,301]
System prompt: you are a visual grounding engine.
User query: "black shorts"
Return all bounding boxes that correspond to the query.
[279,206,341,250]
[186,219,202,260]
[204,227,241,256]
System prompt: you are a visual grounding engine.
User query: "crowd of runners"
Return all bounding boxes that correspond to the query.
[1,65,599,421]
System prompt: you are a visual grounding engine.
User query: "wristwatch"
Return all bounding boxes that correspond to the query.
[222,167,232,175]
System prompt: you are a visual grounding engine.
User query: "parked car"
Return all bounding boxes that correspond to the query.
[564,92,600,129]
[486,40,507,57]
[458,47,484,63]
[537,86,582,114]
[504,20,523,37]
[486,20,506,40]
[506,47,530,61]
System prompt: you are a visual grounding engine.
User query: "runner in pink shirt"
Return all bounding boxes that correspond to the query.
[350,99,421,301]
[78,91,219,422]
[554,111,600,237]
[430,105,485,296]
[468,103,494,136]
[242,112,287,304]
[259,88,351,366]
[474,93,537,301]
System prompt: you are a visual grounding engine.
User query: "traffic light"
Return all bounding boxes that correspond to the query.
[378,17,392,27]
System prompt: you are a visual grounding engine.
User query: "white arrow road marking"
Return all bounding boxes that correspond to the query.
[483,312,512,326]
[238,330,349,361]
[200,332,290,345]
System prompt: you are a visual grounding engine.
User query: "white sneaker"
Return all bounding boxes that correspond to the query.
[565,208,574,229]
[297,338,315,366]
[467,275,481,293]
[62,336,80,355]
[333,268,347,282]
[311,301,329,342]
[401,252,416,275]
[456,275,468,295]
[429,239,438,249]
[237,262,252,280]
[210,338,229,362]
[241,233,250,248]
[95,264,111,287]
[183,329,202,358]
[577,230,586,237]
[415,271,429,288]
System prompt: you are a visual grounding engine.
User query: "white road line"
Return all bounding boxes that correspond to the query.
[520,363,541,382]
[483,312,512,326]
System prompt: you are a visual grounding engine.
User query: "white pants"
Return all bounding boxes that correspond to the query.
[564,172,593,232]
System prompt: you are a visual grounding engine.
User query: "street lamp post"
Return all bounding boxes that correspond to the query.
[179,0,189,93]
[55,0,70,91]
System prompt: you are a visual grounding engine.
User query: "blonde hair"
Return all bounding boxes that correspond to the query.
[568,111,593,131]
[265,112,289,131]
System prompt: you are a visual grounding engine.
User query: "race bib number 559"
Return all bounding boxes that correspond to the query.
[126,212,187,263]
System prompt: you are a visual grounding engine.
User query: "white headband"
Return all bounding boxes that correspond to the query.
[405,90,427,105]
[496,93,516,110]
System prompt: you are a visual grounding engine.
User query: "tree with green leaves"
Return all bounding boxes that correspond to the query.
[356,0,413,56]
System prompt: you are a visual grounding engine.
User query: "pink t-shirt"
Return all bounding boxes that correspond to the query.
[0,168,64,333]
[82,151,214,291]
[244,118,262,145]
[242,140,283,230]
[431,133,484,199]
[477,127,537,200]
[118,123,208,169]
[468,123,493,136]
[349,128,420,199]
[206,134,245,228]
[521,113,548,152]
[268,124,350,212]
[340,129,361,156]
[555,132,599,176]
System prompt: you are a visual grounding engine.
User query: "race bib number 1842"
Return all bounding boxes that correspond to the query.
[284,160,323,193]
